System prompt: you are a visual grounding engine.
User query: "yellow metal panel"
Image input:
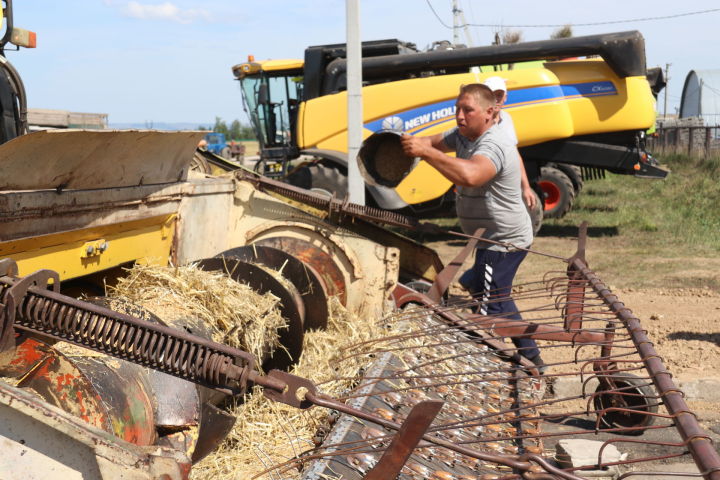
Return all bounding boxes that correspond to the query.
[1,215,175,280]
[395,161,453,204]
[300,59,656,205]
[233,59,304,78]
[544,60,656,133]
[301,69,560,148]
[562,77,655,135]
[508,101,576,147]
[258,59,304,71]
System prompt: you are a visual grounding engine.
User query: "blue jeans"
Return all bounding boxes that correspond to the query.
[459,249,540,359]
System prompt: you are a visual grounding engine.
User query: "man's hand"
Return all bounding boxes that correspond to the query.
[400,134,430,158]
[522,186,537,209]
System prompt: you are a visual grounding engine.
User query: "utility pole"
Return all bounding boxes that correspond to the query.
[346,0,364,204]
[664,63,671,119]
[452,0,473,47]
[452,0,460,46]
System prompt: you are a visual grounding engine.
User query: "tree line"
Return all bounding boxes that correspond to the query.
[198,117,255,140]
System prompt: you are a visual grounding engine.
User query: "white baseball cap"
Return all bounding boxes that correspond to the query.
[483,76,507,93]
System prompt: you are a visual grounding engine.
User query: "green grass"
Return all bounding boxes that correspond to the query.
[542,153,720,254]
[533,153,720,290]
[416,153,720,290]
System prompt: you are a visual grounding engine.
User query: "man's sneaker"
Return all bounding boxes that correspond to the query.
[526,354,547,375]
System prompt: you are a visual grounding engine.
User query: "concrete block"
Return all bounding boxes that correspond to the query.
[677,379,720,402]
[552,376,598,398]
[556,439,624,479]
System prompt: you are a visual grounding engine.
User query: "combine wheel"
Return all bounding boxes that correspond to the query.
[551,163,584,194]
[527,188,544,236]
[308,162,348,198]
[594,373,658,432]
[538,166,575,218]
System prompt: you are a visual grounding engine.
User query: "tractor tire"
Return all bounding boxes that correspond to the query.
[538,166,575,219]
[221,147,231,158]
[307,162,348,198]
[527,188,543,236]
[594,373,658,432]
[551,163,584,194]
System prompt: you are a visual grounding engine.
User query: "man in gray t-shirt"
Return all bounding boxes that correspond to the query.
[484,76,537,210]
[400,83,542,368]
[442,125,533,250]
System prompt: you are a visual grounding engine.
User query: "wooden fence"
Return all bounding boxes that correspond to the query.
[648,126,720,156]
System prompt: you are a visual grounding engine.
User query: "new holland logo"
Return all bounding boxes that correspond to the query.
[398,106,456,131]
[380,116,404,131]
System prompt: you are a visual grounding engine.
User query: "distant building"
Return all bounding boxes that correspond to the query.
[679,70,720,125]
[27,108,108,131]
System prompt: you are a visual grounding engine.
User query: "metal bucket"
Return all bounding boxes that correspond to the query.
[357,130,419,188]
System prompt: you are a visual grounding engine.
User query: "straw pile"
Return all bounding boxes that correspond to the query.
[192,297,390,480]
[105,262,392,479]
[110,263,287,363]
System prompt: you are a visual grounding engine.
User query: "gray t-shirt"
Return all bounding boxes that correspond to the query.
[443,125,533,251]
[496,110,518,145]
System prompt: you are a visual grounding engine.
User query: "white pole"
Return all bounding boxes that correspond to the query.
[663,63,671,119]
[452,0,460,46]
[346,0,365,205]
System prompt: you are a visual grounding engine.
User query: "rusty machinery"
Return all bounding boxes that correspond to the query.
[232,174,720,479]
[2,169,720,479]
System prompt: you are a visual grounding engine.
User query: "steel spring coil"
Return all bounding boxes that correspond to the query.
[1,281,252,390]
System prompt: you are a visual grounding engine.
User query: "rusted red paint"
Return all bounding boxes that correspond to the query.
[255,236,347,305]
[70,357,156,445]
[56,372,75,389]
[9,338,156,445]
[0,336,50,377]
[16,342,110,431]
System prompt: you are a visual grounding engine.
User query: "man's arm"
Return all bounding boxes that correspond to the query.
[518,152,537,209]
[400,134,496,188]
[497,111,537,209]
[407,133,452,153]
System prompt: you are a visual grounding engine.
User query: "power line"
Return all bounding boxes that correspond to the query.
[425,0,451,29]
[703,83,720,97]
[423,4,720,29]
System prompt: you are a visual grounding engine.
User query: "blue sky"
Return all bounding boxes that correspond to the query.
[7,1,720,126]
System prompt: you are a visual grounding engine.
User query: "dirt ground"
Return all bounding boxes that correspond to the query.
[425,236,720,382]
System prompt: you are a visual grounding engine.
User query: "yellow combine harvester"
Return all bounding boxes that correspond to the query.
[233,31,667,225]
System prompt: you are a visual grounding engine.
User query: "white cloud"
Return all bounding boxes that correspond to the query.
[120,1,210,24]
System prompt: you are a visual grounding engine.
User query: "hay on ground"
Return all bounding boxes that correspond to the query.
[191,297,391,480]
